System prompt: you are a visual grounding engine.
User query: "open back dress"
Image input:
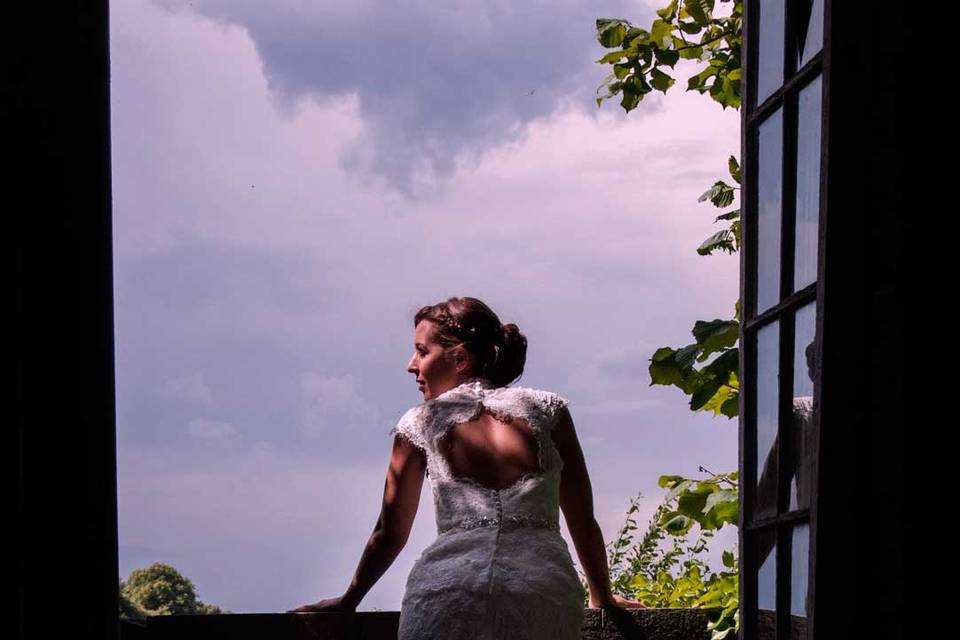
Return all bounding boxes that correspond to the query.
[388,376,585,640]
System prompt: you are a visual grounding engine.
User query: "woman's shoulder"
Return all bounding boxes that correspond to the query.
[388,404,430,450]
[502,384,570,407]
[494,384,571,428]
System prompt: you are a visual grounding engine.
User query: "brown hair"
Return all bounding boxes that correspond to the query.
[413,296,527,387]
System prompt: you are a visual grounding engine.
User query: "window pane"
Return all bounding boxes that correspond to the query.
[756,109,783,314]
[789,302,817,511]
[790,523,811,639]
[755,320,780,520]
[798,0,824,67]
[757,0,786,105]
[793,75,822,292]
[756,528,777,640]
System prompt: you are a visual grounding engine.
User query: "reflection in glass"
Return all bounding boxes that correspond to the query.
[756,109,783,314]
[756,528,777,640]
[755,321,780,519]
[757,0,785,105]
[798,0,824,67]
[790,524,810,639]
[794,75,822,292]
[789,302,817,511]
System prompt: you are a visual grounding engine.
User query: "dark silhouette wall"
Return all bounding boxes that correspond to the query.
[812,3,909,639]
[9,3,118,640]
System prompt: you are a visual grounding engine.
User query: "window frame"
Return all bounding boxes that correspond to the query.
[739,1,828,638]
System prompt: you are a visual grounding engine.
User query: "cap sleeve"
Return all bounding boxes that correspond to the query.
[523,388,570,432]
[388,405,429,455]
[543,391,571,430]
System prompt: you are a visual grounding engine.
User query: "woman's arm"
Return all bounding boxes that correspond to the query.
[552,405,615,607]
[290,435,427,612]
[553,405,645,609]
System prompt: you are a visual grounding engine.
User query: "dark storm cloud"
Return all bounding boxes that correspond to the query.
[165,0,637,196]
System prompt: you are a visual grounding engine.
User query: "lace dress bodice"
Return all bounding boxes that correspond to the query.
[389,377,585,640]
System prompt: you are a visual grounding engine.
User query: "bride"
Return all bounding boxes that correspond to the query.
[290,296,644,638]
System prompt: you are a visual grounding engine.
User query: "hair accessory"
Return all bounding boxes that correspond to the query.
[443,317,476,336]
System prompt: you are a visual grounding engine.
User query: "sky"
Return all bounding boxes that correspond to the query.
[110,0,740,613]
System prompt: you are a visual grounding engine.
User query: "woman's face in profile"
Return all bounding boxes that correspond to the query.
[407,320,459,401]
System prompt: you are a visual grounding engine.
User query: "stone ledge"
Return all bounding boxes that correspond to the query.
[120,608,711,639]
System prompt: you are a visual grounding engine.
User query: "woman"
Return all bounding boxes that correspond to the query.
[290,297,644,637]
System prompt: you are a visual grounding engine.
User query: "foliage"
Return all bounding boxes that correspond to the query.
[595,0,742,112]
[119,580,147,619]
[647,155,741,417]
[119,562,227,617]
[591,4,744,637]
[598,471,739,639]
[596,1,744,420]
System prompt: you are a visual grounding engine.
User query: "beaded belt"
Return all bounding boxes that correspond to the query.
[438,513,560,535]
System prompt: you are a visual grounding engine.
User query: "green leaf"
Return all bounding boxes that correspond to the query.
[692,319,739,353]
[683,0,714,26]
[662,513,694,535]
[620,86,641,111]
[728,155,741,183]
[654,46,681,68]
[650,68,676,93]
[624,26,646,45]
[598,49,628,64]
[714,209,740,222]
[722,550,735,568]
[704,490,738,513]
[679,44,705,60]
[649,347,685,385]
[597,18,629,48]
[656,0,679,21]
[650,19,674,48]
[696,229,734,256]
[666,479,697,503]
[659,474,686,488]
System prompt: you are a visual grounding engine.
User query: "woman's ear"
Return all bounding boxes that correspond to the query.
[451,345,472,375]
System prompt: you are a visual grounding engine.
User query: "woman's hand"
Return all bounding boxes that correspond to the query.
[287,595,357,614]
[589,593,648,609]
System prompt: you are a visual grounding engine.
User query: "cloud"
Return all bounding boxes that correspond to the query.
[188,418,239,441]
[300,373,382,438]
[161,372,214,405]
[158,0,638,197]
[597,347,655,381]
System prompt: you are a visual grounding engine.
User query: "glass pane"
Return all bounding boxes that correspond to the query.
[755,320,780,520]
[757,0,786,105]
[789,302,817,511]
[798,0,824,67]
[756,109,783,314]
[790,523,811,639]
[793,75,822,292]
[756,528,777,640]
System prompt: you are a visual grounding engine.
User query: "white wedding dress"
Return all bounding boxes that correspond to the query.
[389,377,585,640]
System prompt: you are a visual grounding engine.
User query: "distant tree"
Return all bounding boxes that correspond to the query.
[119,562,227,617]
[119,580,147,619]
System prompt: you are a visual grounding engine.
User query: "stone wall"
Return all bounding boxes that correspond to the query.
[120,608,712,640]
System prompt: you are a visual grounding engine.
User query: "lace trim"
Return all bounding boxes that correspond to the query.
[389,385,571,484]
